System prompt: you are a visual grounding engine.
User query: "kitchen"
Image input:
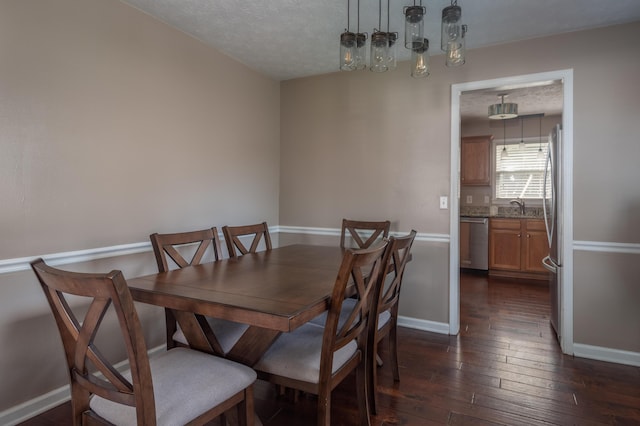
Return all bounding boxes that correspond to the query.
[458,82,563,283]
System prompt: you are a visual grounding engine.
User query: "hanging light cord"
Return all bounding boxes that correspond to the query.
[347,0,350,31]
[539,116,542,150]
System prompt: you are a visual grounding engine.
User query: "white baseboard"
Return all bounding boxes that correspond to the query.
[0,345,166,426]
[397,315,450,335]
[573,343,640,367]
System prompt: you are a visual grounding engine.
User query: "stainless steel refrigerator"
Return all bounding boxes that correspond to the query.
[542,124,562,338]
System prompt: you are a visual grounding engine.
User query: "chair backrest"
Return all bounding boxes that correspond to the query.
[150,227,222,272]
[340,219,391,249]
[320,242,388,382]
[31,258,157,425]
[373,230,417,327]
[222,222,272,258]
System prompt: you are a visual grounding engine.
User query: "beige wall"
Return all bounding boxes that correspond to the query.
[0,0,280,413]
[280,22,640,353]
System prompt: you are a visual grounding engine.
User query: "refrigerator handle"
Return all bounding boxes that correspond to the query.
[542,255,558,273]
[543,138,555,246]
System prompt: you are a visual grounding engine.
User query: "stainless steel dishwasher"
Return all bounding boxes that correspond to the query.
[460,216,489,270]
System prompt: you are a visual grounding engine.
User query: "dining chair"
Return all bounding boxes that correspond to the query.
[31,258,256,426]
[222,221,272,258]
[150,227,248,353]
[340,218,391,249]
[253,242,389,426]
[366,229,417,414]
[309,230,416,414]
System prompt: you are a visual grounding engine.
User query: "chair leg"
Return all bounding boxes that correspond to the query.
[389,323,400,382]
[356,359,372,426]
[316,389,331,426]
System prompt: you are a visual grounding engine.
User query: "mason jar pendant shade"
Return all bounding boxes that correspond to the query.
[340,31,357,70]
[387,32,398,70]
[370,31,389,72]
[411,38,429,78]
[441,3,461,51]
[355,32,368,69]
[404,5,425,49]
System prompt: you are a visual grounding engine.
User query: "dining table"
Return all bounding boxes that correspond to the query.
[127,244,349,366]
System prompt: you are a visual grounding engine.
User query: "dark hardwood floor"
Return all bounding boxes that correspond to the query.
[21,272,640,425]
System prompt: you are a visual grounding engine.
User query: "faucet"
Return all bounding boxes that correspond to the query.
[510,198,526,215]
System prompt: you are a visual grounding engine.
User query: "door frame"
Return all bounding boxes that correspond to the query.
[448,70,574,355]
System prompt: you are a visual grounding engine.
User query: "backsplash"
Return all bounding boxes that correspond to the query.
[460,205,544,218]
[460,206,490,217]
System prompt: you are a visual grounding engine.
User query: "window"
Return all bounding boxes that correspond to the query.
[495,140,550,200]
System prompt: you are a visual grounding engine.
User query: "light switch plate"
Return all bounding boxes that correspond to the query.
[484,195,490,204]
[440,196,448,209]
[466,195,473,204]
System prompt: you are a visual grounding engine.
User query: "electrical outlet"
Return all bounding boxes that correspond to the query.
[466,195,473,204]
[484,195,490,204]
[439,196,448,209]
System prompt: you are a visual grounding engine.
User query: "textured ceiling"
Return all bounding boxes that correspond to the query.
[121,0,640,81]
[461,81,564,122]
[119,0,639,119]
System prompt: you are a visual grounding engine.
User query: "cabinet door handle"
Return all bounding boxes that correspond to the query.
[517,233,521,238]
[527,234,531,238]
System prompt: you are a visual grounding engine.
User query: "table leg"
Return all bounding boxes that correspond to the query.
[225,327,282,366]
[172,310,225,355]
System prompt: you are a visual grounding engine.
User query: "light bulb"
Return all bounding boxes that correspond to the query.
[446,42,465,67]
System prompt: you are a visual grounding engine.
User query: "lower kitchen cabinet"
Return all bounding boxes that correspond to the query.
[489,218,550,280]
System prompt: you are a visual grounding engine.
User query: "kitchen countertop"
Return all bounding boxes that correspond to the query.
[460,206,544,219]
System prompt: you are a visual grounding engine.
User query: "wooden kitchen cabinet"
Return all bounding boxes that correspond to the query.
[523,219,548,274]
[489,218,549,280]
[461,135,492,186]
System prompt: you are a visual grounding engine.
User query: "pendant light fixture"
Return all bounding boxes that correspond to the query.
[501,119,508,159]
[441,0,467,67]
[537,115,545,159]
[370,0,388,72]
[338,0,469,77]
[488,94,518,120]
[404,1,425,49]
[386,0,398,70]
[354,0,368,69]
[411,38,430,78]
[339,0,356,71]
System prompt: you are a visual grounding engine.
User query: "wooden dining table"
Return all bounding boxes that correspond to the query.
[127,244,348,366]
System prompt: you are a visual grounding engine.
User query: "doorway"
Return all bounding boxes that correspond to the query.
[448,70,574,355]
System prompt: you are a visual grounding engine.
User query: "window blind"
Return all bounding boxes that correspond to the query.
[495,142,550,199]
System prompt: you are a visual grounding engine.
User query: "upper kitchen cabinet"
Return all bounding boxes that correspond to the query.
[461,135,492,186]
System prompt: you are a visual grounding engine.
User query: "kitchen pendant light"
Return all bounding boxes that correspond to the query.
[489,94,518,120]
[411,38,430,78]
[537,115,545,159]
[501,119,508,159]
[339,0,356,71]
[404,1,425,49]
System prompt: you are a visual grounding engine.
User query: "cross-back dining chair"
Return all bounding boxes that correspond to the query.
[31,258,256,426]
[366,229,417,414]
[253,242,389,426]
[222,222,272,258]
[150,227,248,353]
[340,218,391,249]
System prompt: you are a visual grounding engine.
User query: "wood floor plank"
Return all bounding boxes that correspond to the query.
[20,271,640,425]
